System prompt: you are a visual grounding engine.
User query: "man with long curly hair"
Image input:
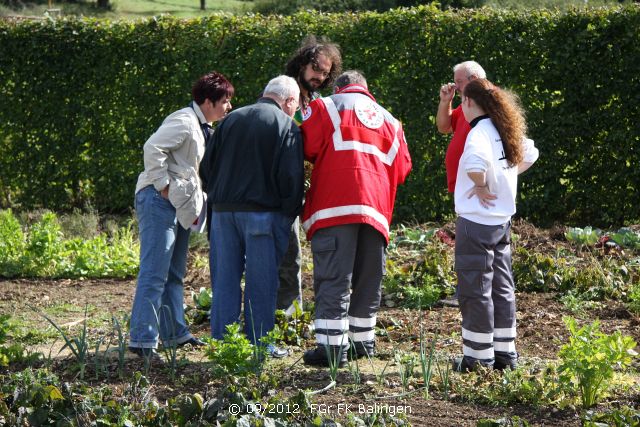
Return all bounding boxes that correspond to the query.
[275,37,343,321]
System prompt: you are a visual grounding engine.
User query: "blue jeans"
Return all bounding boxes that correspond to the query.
[210,211,292,343]
[129,186,194,349]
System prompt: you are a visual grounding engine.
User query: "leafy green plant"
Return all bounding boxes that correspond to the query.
[274,300,312,346]
[204,323,264,377]
[558,317,638,408]
[558,290,603,314]
[0,210,139,279]
[186,286,212,325]
[582,406,640,427]
[609,227,640,251]
[22,212,66,277]
[0,209,26,278]
[388,224,436,250]
[628,281,640,315]
[512,247,562,292]
[0,314,32,367]
[384,237,455,309]
[565,226,601,247]
[559,256,629,301]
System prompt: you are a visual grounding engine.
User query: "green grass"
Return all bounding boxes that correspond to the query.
[1,0,631,19]
[1,0,254,18]
[109,0,253,18]
[44,302,97,317]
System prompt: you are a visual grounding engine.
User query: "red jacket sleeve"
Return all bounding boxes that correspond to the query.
[395,121,412,184]
[301,98,330,163]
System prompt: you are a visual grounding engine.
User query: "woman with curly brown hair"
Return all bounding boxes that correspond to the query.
[453,78,539,372]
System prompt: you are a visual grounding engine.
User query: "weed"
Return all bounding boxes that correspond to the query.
[558,316,638,408]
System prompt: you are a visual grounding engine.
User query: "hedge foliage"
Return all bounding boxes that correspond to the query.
[1,5,639,226]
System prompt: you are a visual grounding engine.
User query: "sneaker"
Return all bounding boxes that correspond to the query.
[128,346,164,363]
[266,344,289,359]
[303,345,347,368]
[177,337,206,348]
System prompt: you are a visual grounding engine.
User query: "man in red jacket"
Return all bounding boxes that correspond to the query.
[300,70,412,367]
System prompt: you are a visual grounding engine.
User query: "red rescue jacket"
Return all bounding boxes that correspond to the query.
[300,84,412,242]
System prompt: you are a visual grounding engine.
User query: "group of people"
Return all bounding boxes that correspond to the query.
[127,36,538,372]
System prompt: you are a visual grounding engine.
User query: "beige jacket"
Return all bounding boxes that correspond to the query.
[135,103,208,229]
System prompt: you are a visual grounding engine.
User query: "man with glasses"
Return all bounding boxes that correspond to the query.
[276,37,343,318]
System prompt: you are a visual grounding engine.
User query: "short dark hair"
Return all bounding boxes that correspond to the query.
[192,71,234,105]
[284,35,342,90]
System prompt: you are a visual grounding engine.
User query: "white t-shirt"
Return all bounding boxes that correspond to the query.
[454,117,538,225]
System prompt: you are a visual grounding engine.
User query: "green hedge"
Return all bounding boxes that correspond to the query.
[1,5,639,226]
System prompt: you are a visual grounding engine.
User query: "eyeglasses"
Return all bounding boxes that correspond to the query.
[311,61,330,78]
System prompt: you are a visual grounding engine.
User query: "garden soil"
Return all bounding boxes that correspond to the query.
[1,222,639,426]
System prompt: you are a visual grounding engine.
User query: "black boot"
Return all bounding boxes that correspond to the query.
[350,341,375,359]
[303,345,348,368]
[494,352,518,371]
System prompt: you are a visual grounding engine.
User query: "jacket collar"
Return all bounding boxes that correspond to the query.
[190,101,210,125]
[257,96,283,111]
[334,84,377,102]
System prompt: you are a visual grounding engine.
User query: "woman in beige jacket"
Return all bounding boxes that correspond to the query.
[128,71,234,360]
